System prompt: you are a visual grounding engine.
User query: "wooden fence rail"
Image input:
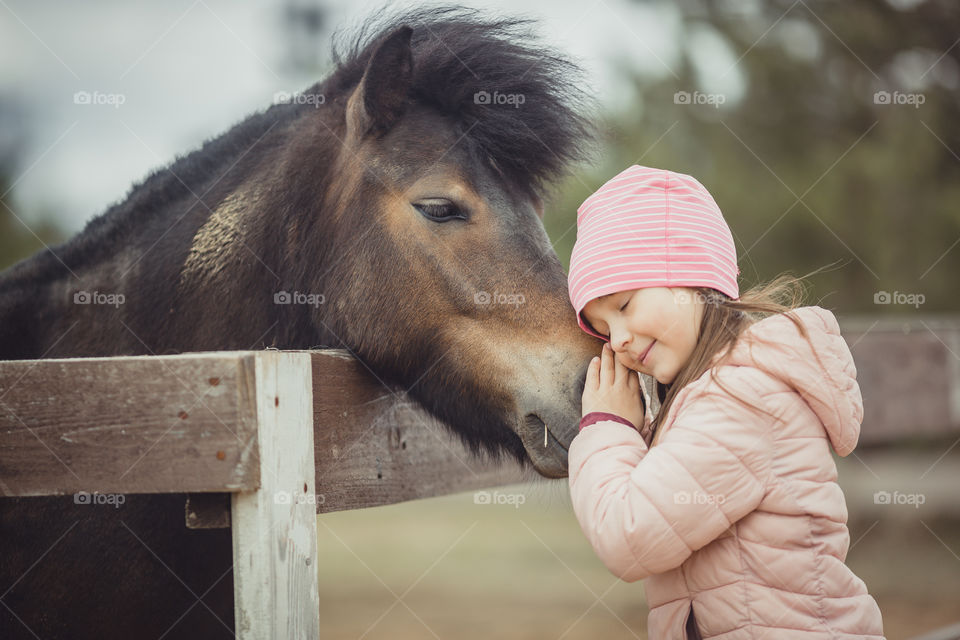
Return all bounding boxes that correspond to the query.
[841,315,960,445]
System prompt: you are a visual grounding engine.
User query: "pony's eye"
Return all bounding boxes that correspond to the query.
[414,200,467,222]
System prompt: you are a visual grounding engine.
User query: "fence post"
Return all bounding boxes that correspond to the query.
[231,350,319,638]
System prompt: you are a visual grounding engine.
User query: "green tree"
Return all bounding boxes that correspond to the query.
[546,0,960,314]
[0,172,65,273]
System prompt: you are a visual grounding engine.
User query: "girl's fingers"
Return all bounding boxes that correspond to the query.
[613,348,630,385]
[600,343,615,387]
[586,355,600,389]
[625,359,640,388]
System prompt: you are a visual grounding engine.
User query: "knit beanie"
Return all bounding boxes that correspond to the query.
[568,165,740,340]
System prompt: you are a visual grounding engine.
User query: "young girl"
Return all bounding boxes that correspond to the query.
[566,165,884,639]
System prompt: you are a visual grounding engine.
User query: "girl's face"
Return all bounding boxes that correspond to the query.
[581,287,705,384]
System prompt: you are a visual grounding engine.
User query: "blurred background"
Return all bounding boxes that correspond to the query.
[2,0,958,638]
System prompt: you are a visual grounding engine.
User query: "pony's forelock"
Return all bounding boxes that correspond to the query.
[323,5,597,198]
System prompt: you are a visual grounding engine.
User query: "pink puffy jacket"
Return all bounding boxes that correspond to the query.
[569,306,884,639]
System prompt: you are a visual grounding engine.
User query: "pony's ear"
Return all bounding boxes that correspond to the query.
[346,26,413,142]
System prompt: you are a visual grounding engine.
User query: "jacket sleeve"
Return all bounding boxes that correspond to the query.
[568,366,773,583]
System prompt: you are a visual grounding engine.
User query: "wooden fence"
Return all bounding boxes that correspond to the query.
[1,314,958,638]
[0,349,526,638]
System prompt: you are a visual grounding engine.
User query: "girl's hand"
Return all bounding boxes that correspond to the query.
[582,343,646,429]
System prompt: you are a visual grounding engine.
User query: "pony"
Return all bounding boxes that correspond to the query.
[0,7,602,637]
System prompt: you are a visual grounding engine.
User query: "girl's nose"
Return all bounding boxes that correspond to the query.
[610,329,631,353]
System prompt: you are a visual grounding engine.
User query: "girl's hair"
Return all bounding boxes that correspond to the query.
[650,271,827,437]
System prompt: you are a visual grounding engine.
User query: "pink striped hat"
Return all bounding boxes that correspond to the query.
[568,165,740,340]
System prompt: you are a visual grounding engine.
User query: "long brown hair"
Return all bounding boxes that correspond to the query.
[650,271,829,438]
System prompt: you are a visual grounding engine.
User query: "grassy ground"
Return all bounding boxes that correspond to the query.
[315,448,960,640]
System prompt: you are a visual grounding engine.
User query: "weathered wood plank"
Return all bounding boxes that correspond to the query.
[908,621,960,640]
[231,351,319,640]
[310,350,529,514]
[0,352,260,496]
[841,316,960,444]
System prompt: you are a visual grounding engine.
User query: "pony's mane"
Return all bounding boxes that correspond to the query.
[318,5,597,196]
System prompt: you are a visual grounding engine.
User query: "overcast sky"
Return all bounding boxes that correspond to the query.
[0,0,744,234]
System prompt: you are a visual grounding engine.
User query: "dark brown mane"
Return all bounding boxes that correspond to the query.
[320,5,596,198]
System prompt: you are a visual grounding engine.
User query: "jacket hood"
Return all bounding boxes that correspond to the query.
[712,306,863,456]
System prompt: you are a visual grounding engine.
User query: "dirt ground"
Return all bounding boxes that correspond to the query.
[315,445,960,640]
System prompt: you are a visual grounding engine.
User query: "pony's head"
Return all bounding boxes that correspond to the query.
[278,8,601,477]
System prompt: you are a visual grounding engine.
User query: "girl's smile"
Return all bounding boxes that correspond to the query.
[638,339,655,365]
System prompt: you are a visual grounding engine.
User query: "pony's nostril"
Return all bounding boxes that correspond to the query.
[524,413,547,446]
[525,413,569,451]
[524,413,546,430]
